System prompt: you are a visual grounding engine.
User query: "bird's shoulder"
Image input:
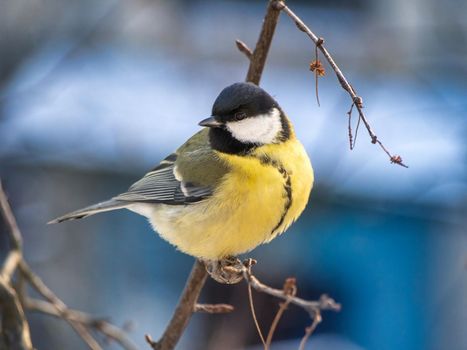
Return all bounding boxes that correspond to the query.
[114,129,229,204]
[173,128,230,187]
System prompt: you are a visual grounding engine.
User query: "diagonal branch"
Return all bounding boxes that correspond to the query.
[19,255,102,350]
[0,181,137,350]
[275,1,407,167]
[25,298,138,350]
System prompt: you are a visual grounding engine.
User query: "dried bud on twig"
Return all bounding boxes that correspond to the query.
[282,277,297,296]
[309,60,325,76]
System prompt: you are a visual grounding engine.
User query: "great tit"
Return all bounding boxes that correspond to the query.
[50,82,314,260]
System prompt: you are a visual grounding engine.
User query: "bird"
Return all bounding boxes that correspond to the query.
[49,82,314,261]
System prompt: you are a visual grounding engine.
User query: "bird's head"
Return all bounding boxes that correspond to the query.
[199,82,290,154]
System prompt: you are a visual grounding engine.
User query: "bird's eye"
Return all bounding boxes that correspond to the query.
[234,112,247,121]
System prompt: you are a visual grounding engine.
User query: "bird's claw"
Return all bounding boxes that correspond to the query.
[204,256,245,284]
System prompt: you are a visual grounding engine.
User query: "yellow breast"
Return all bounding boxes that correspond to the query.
[150,138,313,260]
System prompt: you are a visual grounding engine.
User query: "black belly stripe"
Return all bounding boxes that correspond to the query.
[257,155,293,235]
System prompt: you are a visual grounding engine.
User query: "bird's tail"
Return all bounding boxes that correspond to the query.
[48,199,128,224]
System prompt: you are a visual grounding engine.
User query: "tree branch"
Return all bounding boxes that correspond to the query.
[244,269,340,317]
[206,258,340,349]
[25,298,138,350]
[1,251,21,283]
[0,182,23,251]
[194,303,234,314]
[0,181,137,350]
[298,311,322,350]
[265,278,296,348]
[19,258,103,350]
[245,0,283,84]
[275,1,407,167]
[0,276,33,350]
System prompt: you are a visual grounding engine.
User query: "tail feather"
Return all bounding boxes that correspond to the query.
[48,199,128,224]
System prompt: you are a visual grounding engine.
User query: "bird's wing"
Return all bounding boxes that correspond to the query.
[113,129,228,205]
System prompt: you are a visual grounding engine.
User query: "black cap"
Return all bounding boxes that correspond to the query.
[211,82,278,121]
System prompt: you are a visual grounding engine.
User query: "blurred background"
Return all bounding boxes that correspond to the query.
[0,0,466,349]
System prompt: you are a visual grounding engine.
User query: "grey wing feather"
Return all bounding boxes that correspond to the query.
[48,199,127,224]
[113,154,212,205]
[49,146,216,224]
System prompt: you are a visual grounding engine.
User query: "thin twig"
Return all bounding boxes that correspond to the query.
[347,102,356,150]
[298,312,322,350]
[25,298,138,350]
[0,181,136,350]
[19,261,103,350]
[1,181,136,350]
[265,278,296,349]
[309,38,325,107]
[245,259,266,347]
[235,40,253,60]
[205,258,340,347]
[353,114,362,149]
[194,303,234,314]
[277,1,408,167]
[243,269,341,317]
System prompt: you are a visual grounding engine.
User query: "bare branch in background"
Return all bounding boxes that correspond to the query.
[0,277,32,350]
[206,258,340,349]
[194,303,235,314]
[273,1,407,167]
[298,312,322,350]
[0,182,23,251]
[25,298,138,350]
[0,181,137,350]
[265,277,296,348]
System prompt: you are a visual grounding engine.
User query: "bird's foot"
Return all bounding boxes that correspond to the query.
[204,256,252,284]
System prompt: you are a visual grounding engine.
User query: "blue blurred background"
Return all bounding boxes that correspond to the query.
[1,0,466,349]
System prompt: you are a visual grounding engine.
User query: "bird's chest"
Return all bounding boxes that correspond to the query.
[215,142,313,237]
[150,141,313,260]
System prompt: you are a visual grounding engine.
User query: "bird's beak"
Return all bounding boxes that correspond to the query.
[198,117,223,128]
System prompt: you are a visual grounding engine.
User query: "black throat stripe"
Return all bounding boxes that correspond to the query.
[257,155,293,235]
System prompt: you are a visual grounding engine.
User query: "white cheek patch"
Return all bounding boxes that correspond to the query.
[226,108,282,144]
